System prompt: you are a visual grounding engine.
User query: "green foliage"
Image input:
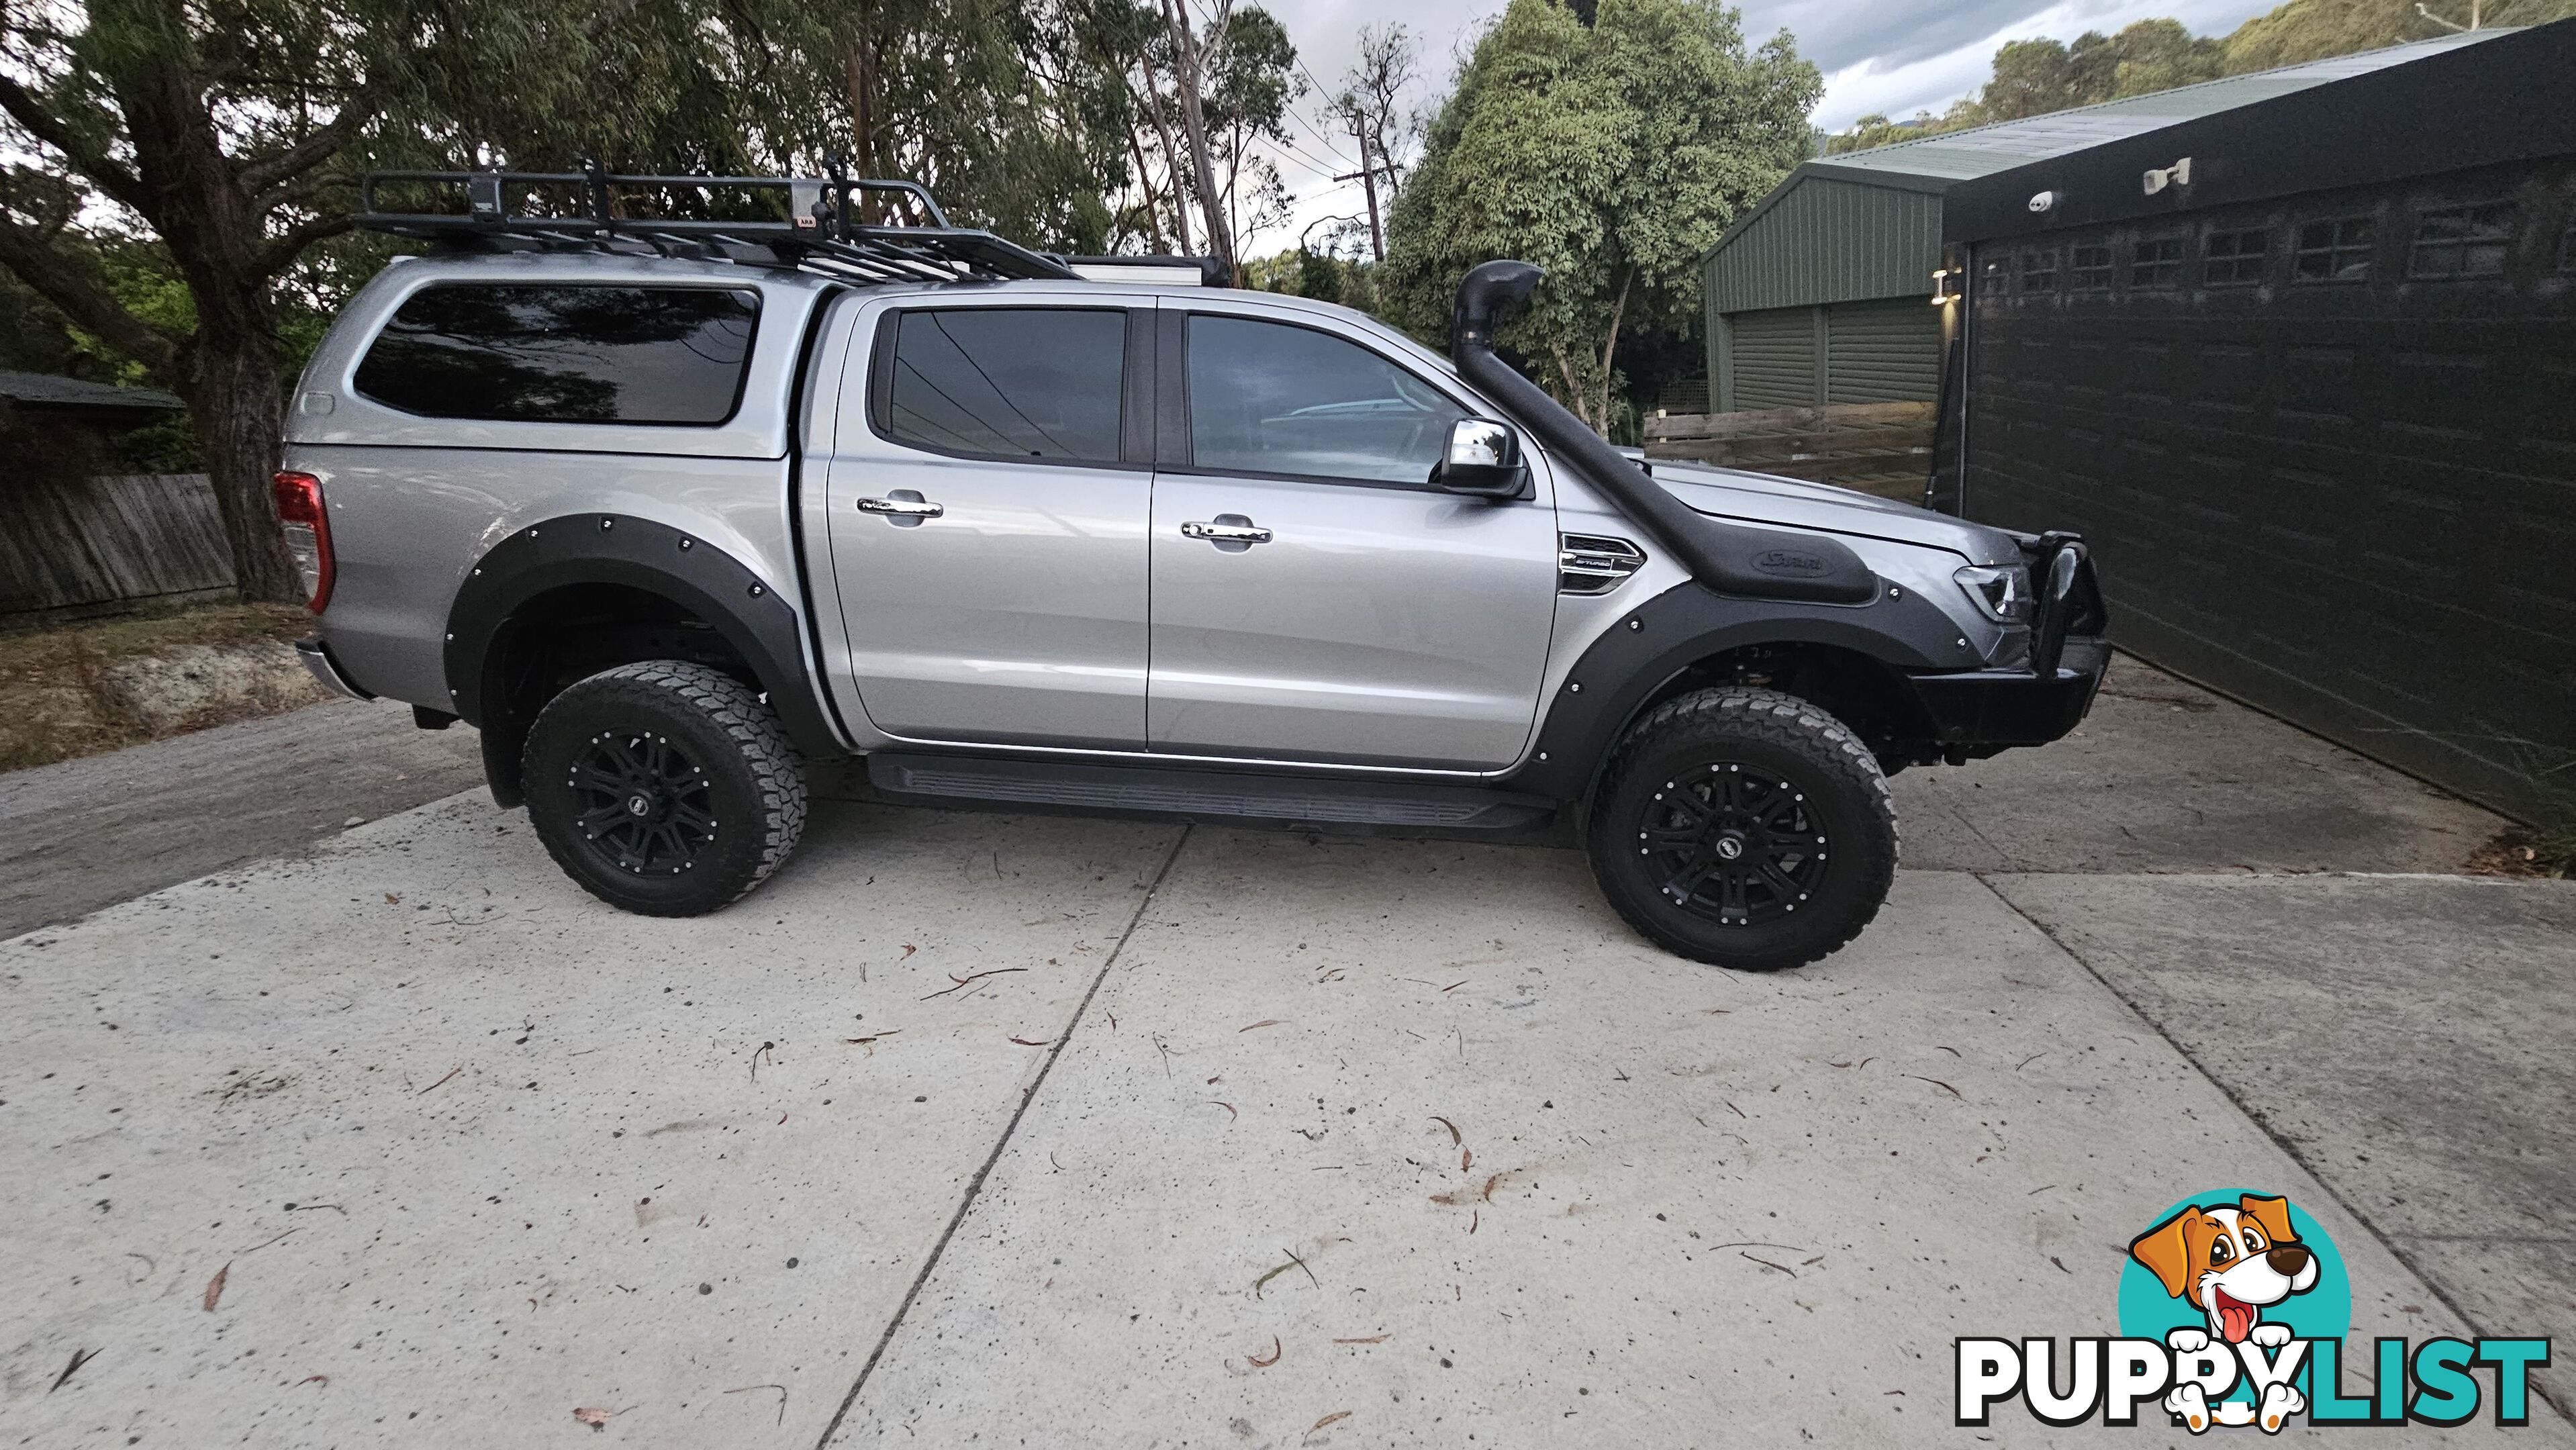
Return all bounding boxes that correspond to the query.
[1380,0,1818,433]
[2223,0,2576,70]
[1824,1,2576,154]
[1244,246,1378,311]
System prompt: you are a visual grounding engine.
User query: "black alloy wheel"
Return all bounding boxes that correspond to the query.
[522,660,808,916]
[1586,687,1898,971]
[565,728,719,878]
[1633,761,1831,928]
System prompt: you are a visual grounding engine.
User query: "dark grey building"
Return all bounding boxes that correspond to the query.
[1699,30,2510,414]
[1937,19,2575,824]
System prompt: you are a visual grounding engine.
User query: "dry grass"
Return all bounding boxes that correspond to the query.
[2468,825,2576,880]
[0,602,318,773]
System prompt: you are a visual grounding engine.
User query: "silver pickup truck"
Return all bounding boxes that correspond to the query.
[283,168,2106,971]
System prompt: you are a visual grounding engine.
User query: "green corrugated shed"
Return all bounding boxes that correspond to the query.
[1699,30,2514,412]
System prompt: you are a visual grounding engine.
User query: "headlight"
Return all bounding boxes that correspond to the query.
[1954,563,2029,622]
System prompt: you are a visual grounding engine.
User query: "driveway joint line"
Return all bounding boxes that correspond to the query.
[810,823,1194,1449]
[1967,869,2575,1430]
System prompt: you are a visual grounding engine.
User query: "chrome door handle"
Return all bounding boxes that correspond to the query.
[1181,518,1272,544]
[857,495,943,518]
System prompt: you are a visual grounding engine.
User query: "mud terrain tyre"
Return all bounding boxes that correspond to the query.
[521,661,808,916]
[1586,687,1897,971]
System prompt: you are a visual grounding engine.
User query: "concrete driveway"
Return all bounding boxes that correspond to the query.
[3,659,2569,1447]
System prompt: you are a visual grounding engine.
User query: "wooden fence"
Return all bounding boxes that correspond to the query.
[0,473,235,619]
[1643,400,1936,501]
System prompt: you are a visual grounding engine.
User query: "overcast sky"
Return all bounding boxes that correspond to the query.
[1259,0,2281,248]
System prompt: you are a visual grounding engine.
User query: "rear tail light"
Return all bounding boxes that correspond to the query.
[273,471,334,612]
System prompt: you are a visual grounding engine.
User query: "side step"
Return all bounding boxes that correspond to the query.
[865,753,1558,834]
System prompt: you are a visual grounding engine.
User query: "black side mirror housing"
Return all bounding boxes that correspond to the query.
[1433,418,1533,501]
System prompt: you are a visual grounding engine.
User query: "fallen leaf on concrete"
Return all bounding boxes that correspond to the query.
[203,1263,230,1311]
[1429,1116,1461,1145]
[1239,1019,1284,1032]
[1907,1075,1964,1100]
[48,1347,97,1392]
[1208,1101,1237,1122]
[723,1384,788,1426]
[573,1406,616,1429]
[1010,1036,1051,1047]
[384,893,401,904]
[1311,1410,1352,1431]
[1253,1249,1317,1299]
[1460,1147,1472,1171]
[1333,1334,1390,1345]
[1247,1335,1282,1367]
[1429,1172,1509,1206]
[921,967,1026,1000]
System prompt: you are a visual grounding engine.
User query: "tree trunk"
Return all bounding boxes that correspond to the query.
[1595,269,1634,436]
[848,0,876,165]
[1138,93,1194,254]
[1163,0,1233,274]
[183,328,300,603]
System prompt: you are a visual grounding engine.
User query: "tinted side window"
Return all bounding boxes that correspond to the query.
[881,308,1126,463]
[1186,316,1464,485]
[354,285,759,424]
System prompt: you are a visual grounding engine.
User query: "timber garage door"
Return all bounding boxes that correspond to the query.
[1959,160,2576,823]
[1729,306,1816,408]
[1826,298,1941,403]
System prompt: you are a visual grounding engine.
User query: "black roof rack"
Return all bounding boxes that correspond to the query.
[356,161,1080,285]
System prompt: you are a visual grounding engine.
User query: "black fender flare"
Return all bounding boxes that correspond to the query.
[444,513,845,803]
[1497,580,1976,801]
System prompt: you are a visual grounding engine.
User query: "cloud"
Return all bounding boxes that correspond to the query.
[1255,0,2283,244]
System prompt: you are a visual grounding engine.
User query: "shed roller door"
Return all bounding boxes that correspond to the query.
[1825,298,1940,403]
[1728,307,1816,409]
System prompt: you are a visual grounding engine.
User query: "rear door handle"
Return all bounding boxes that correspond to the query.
[857,491,942,526]
[1180,516,1272,546]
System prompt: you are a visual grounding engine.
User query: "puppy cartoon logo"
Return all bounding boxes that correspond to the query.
[2129,1195,2322,1430]
[1956,1186,2554,1433]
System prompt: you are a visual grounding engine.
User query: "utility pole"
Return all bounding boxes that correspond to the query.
[1326,23,1417,264]
[1331,145,1399,261]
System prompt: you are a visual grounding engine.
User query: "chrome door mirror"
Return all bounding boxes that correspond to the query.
[1433,418,1531,501]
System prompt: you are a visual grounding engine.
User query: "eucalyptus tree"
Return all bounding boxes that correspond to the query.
[0,0,720,599]
[1380,0,1817,435]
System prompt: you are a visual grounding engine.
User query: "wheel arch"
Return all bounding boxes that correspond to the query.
[1503,581,1972,804]
[444,513,845,806]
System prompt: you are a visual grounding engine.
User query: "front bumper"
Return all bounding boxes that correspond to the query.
[1901,533,2108,752]
[295,636,374,701]
[1905,635,2107,748]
